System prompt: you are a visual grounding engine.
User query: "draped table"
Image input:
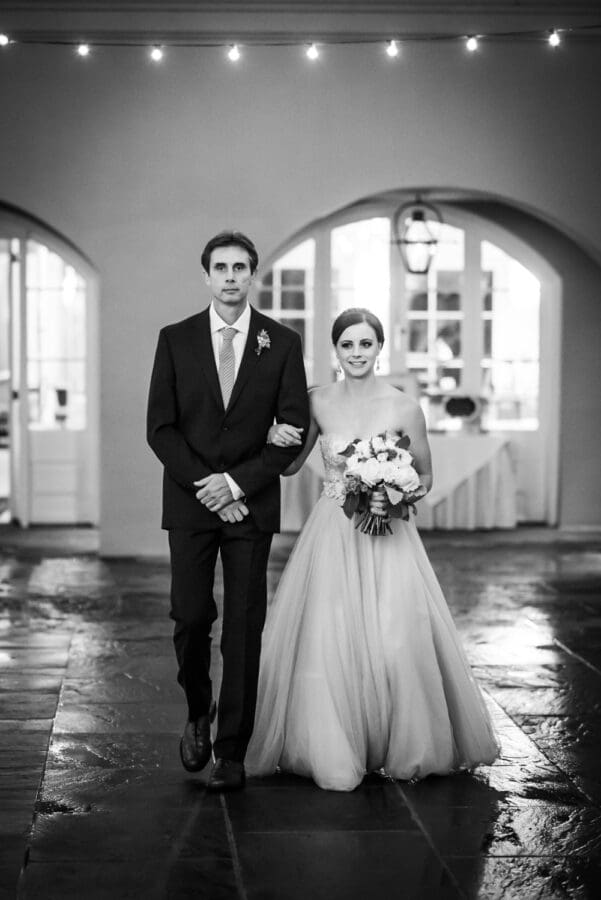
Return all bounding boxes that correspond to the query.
[280,433,517,532]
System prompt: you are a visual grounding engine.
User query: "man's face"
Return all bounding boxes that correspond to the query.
[204,245,254,306]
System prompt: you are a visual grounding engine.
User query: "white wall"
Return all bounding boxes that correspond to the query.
[0,38,600,553]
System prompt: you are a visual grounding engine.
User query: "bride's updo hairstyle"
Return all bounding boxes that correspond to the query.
[331,308,385,347]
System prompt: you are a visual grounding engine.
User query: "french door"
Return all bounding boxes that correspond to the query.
[0,221,98,525]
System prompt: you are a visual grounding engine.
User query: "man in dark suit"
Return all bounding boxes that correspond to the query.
[147,231,309,791]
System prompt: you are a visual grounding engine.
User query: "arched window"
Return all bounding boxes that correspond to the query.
[259,211,541,430]
[0,212,98,526]
[256,239,315,383]
[258,202,559,523]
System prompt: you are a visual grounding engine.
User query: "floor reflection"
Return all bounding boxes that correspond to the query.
[1,527,600,899]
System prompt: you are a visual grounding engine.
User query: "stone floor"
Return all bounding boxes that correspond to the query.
[1,525,601,900]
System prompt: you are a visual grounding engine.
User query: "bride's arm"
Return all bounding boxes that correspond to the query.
[280,415,320,476]
[267,390,321,476]
[404,402,433,494]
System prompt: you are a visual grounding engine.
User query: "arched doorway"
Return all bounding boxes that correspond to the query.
[0,205,98,525]
[258,197,561,525]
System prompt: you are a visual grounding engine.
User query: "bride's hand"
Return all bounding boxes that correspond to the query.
[267,423,304,447]
[369,487,389,515]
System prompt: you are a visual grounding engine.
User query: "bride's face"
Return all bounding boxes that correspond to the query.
[335,322,382,379]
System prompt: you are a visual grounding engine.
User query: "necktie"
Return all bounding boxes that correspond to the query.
[218,327,237,407]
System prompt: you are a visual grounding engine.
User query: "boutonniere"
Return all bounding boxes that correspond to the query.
[255,329,271,356]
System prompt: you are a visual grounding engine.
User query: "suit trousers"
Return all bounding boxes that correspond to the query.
[168,519,273,762]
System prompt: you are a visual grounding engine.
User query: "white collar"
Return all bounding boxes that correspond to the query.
[209,302,252,336]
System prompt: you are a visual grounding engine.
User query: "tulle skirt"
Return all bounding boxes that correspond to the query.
[246,495,499,791]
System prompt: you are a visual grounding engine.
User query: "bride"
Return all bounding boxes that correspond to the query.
[245,308,499,791]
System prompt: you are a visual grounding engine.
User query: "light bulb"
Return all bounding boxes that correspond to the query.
[76,43,90,57]
[227,44,241,62]
[466,35,479,52]
[306,43,319,61]
[548,29,561,48]
[0,33,9,47]
[386,40,399,58]
[150,45,164,62]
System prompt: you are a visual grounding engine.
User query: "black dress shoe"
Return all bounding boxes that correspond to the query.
[179,701,217,773]
[206,758,246,792]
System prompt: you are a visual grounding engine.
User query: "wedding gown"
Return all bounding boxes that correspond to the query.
[245,434,500,791]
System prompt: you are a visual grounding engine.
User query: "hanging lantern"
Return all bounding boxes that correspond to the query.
[392,197,443,274]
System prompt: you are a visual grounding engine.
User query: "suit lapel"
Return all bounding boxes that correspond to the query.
[193,309,224,411]
[226,307,262,413]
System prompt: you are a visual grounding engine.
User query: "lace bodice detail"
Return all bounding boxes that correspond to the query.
[319,435,355,502]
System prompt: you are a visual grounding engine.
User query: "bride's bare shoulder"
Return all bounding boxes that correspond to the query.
[309,382,340,413]
[387,386,425,425]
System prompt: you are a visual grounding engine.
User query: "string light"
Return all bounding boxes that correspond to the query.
[548,29,562,47]
[0,24,597,61]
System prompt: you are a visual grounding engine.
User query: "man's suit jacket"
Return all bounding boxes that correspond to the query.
[147,305,310,532]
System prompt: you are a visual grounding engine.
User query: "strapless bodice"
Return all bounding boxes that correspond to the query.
[319,435,351,502]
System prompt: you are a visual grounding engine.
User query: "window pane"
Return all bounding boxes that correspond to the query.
[483,319,492,357]
[26,242,86,430]
[432,223,464,271]
[407,273,428,311]
[281,290,305,310]
[281,269,305,287]
[409,320,428,353]
[482,271,493,311]
[266,240,314,380]
[257,290,272,309]
[28,360,86,430]
[436,320,461,358]
[331,218,390,373]
[440,366,462,389]
[436,270,462,311]
[480,241,540,430]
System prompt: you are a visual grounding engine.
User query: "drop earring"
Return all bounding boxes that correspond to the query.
[376,358,380,373]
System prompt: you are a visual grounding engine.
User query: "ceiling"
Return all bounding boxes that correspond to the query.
[0,1,599,45]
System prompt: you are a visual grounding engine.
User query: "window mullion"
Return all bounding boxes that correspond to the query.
[462,230,481,394]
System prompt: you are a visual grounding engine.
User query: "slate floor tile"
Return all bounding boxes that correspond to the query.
[225,782,415,833]
[52,702,182,734]
[2,528,601,900]
[236,831,461,900]
[447,855,601,900]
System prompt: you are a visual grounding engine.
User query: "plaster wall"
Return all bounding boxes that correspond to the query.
[0,40,599,553]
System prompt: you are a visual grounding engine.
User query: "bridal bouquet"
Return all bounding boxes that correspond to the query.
[338,431,426,536]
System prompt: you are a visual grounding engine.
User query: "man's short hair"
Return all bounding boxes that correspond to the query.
[201,230,259,274]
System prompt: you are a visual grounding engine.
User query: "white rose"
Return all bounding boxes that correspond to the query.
[393,448,413,466]
[376,452,389,463]
[371,435,387,453]
[355,440,372,459]
[359,458,382,487]
[392,464,421,492]
[346,457,364,477]
[380,461,403,483]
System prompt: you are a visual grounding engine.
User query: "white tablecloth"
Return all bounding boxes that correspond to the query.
[280,433,517,532]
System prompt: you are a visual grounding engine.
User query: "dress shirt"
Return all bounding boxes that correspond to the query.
[209,302,251,380]
[208,302,252,502]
